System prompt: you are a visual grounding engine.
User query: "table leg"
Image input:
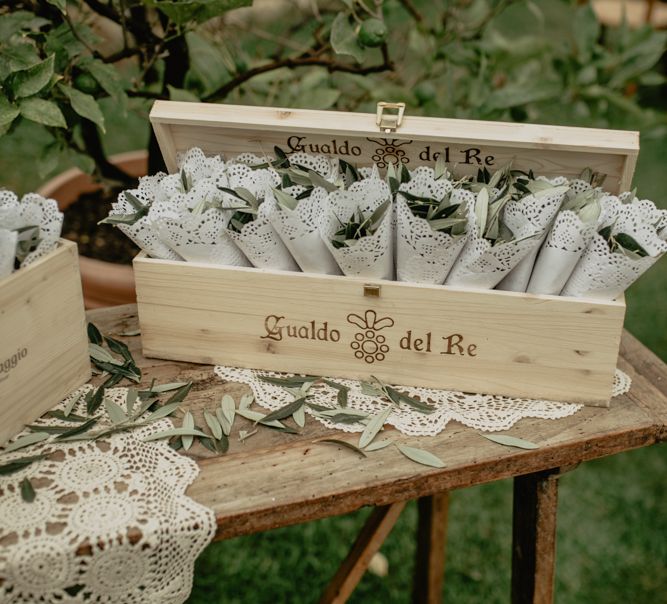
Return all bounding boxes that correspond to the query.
[412,492,450,604]
[319,501,407,604]
[511,469,561,604]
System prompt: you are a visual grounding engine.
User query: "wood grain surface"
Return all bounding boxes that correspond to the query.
[133,255,625,405]
[87,305,667,542]
[149,101,638,192]
[0,241,90,445]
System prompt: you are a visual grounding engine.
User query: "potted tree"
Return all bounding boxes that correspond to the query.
[1,0,663,306]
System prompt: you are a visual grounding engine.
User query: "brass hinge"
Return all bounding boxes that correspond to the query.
[376,101,405,133]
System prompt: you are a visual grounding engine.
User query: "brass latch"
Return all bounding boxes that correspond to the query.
[364,284,381,297]
[376,102,405,133]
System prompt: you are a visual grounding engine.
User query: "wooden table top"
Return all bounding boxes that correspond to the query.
[88,304,667,542]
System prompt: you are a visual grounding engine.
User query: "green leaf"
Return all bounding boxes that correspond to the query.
[260,397,307,424]
[19,97,66,128]
[185,31,228,93]
[358,406,392,449]
[88,343,123,365]
[0,97,20,129]
[293,404,306,428]
[84,59,126,102]
[104,399,128,425]
[572,4,600,61]
[143,427,208,442]
[144,401,182,422]
[364,439,393,452]
[12,54,55,98]
[396,444,445,468]
[330,13,365,64]
[273,188,300,211]
[20,477,36,502]
[204,410,223,440]
[146,382,189,394]
[0,454,45,475]
[235,408,290,430]
[318,438,367,457]
[182,411,195,450]
[46,0,67,14]
[481,434,539,450]
[220,394,235,428]
[55,417,98,440]
[58,84,105,131]
[4,432,50,452]
[165,382,192,404]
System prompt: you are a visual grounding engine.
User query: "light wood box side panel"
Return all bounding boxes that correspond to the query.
[150,101,639,154]
[0,241,91,445]
[134,257,624,405]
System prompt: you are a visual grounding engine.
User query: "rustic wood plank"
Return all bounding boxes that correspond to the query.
[319,502,406,604]
[412,493,449,604]
[85,306,667,542]
[133,254,624,405]
[511,469,561,604]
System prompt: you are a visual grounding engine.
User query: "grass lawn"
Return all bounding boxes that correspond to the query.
[0,108,665,604]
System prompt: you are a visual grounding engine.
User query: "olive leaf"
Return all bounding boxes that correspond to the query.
[0,454,46,476]
[318,438,367,457]
[481,434,539,449]
[204,410,223,440]
[20,477,36,503]
[87,322,103,345]
[358,406,392,449]
[143,401,183,422]
[220,395,236,429]
[4,432,50,452]
[143,427,208,442]
[396,444,445,468]
[181,411,195,451]
[364,439,393,452]
[55,417,98,440]
[103,399,128,425]
[273,188,300,211]
[260,397,307,424]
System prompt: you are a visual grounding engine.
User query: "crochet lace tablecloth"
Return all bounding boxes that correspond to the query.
[215,366,631,436]
[0,386,215,604]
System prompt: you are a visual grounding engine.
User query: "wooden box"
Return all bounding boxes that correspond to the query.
[0,240,90,444]
[136,101,639,406]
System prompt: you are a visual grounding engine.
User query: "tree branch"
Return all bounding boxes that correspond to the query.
[203,54,394,103]
[81,0,122,24]
[397,0,423,23]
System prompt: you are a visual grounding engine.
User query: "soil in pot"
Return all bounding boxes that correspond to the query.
[61,187,139,264]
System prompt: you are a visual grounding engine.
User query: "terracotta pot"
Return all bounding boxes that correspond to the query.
[37,150,148,309]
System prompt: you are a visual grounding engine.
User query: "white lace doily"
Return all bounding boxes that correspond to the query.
[0,386,215,604]
[214,366,631,437]
[320,178,394,279]
[265,187,341,275]
[0,190,64,270]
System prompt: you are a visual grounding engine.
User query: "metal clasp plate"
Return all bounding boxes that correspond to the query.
[376,102,405,133]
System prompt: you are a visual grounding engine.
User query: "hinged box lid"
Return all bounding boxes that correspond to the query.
[150,100,639,193]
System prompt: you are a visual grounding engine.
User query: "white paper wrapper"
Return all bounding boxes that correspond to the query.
[526,210,597,295]
[0,228,17,279]
[223,162,299,271]
[562,200,667,300]
[265,187,341,275]
[445,193,543,289]
[110,176,181,261]
[395,168,470,284]
[155,210,250,266]
[495,179,568,292]
[175,147,225,183]
[320,177,394,279]
[0,191,64,268]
